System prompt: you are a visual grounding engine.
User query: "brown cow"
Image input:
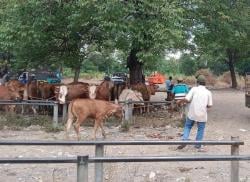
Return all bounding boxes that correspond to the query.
[5,80,25,95]
[0,85,22,112]
[66,99,123,140]
[131,83,151,112]
[95,80,114,101]
[38,82,58,100]
[130,82,159,112]
[56,82,91,104]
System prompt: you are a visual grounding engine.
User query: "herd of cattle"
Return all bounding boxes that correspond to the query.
[0,79,159,139]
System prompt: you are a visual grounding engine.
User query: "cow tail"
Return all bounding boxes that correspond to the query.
[65,100,75,137]
[68,100,75,120]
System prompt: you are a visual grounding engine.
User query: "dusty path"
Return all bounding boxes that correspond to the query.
[0,89,249,182]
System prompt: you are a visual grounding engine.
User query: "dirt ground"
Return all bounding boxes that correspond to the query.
[0,88,250,182]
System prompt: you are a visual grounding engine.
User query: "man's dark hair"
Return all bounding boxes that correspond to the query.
[169,76,172,80]
[198,81,206,86]
[197,75,206,85]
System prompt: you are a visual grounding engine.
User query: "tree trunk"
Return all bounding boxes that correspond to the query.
[73,66,80,83]
[127,48,145,85]
[226,48,237,88]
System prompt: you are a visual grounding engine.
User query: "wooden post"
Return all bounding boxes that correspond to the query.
[231,136,239,182]
[95,143,104,182]
[53,103,58,127]
[77,155,89,182]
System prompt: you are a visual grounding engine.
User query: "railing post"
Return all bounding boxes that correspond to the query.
[231,136,239,182]
[53,102,58,127]
[95,143,104,182]
[77,155,89,182]
[62,103,68,122]
[124,99,133,122]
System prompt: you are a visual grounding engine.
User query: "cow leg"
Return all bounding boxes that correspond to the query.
[6,105,15,113]
[93,118,104,140]
[73,121,81,141]
[99,121,106,138]
[65,117,74,140]
[93,120,99,140]
[73,115,87,141]
[31,106,37,114]
[147,103,150,113]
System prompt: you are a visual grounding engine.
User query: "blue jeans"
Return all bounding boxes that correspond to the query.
[182,117,206,149]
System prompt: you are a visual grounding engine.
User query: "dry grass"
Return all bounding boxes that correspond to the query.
[184,76,196,86]
[216,71,245,89]
[0,113,63,132]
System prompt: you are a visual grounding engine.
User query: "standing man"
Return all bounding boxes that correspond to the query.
[177,75,213,151]
[171,77,190,118]
[172,77,189,100]
[165,76,174,101]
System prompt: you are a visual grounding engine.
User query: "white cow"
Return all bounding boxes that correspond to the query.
[119,89,144,114]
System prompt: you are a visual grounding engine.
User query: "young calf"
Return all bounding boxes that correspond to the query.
[66,99,123,140]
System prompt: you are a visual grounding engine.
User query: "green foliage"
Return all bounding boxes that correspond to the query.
[236,58,250,75]
[191,0,250,86]
[179,54,198,76]
[0,0,249,80]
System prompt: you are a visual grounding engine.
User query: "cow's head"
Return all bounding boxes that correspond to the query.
[88,85,97,99]
[146,83,159,95]
[9,89,22,101]
[112,102,123,121]
[57,85,68,104]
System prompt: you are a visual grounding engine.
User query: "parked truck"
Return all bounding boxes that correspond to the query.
[246,72,250,108]
[18,71,61,84]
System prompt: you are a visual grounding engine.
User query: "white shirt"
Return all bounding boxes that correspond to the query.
[185,85,212,122]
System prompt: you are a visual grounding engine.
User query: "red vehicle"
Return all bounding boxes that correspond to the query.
[147,72,166,84]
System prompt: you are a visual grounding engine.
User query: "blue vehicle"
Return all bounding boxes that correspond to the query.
[18,71,61,84]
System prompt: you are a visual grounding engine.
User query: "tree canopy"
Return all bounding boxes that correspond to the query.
[0,0,249,86]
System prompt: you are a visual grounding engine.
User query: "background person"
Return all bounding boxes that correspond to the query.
[176,75,213,151]
[172,77,189,100]
[165,76,174,101]
[171,77,190,118]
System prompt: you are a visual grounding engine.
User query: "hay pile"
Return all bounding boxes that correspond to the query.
[195,69,216,86]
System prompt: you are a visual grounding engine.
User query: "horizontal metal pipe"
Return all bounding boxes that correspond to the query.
[0,100,57,103]
[0,103,56,106]
[0,100,172,104]
[0,101,56,106]
[117,101,172,104]
[0,158,77,164]
[0,140,244,146]
[89,155,250,163]
[0,155,250,164]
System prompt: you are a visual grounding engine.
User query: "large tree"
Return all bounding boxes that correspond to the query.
[192,0,250,88]
[97,0,189,84]
[0,0,104,81]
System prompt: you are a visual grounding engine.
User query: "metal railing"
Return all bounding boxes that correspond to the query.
[0,100,68,127]
[0,137,248,182]
[0,99,173,125]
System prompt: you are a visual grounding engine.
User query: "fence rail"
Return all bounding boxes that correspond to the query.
[1,155,249,182]
[0,137,247,182]
[1,155,250,164]
[0,99,173,126]
[0,140,244,146]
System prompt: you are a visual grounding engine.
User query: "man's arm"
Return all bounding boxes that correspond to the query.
[176,87,194,105]
[176,98,189,106]
[207,91,213,108]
